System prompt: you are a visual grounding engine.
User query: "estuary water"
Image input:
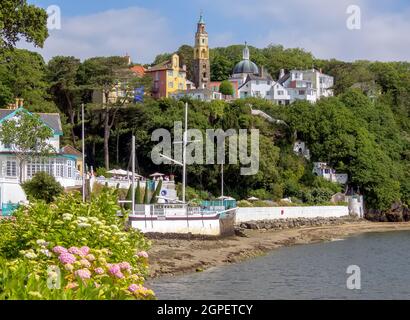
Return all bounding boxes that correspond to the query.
[149,231,410,300]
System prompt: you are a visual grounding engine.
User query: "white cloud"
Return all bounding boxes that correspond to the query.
[210,0,410,61]
[19,7,178,63]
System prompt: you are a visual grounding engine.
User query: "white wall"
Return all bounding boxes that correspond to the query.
[0,182,27,205]
[131,218,221,236]
[236,206,349,223]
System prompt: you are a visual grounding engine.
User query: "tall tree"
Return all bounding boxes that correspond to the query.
[0,0,48,49]
[78,56,141,170]
[47,56,81,144]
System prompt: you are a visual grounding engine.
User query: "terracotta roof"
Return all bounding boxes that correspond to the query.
[62,145,82,157]
[130,65,146,77]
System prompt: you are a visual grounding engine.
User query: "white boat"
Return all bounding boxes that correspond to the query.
[127,103,237,236]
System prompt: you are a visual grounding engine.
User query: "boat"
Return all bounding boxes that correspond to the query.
[127,103,237,236]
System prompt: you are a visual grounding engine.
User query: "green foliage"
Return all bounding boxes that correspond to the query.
[0,0,48,49]
[124,185,132,210]
[150,180,162,204]
[135,181,142,204]
[143,185,150,204]
[219,80,234,96]
[22,172,64,203]
[0,190,150,263]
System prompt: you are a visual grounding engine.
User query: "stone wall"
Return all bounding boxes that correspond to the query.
[238,216,362,231]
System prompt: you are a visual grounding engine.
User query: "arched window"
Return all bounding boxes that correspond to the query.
[201,49,206,59]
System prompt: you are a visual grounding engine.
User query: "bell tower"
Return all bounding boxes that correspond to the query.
[193,12,210,89]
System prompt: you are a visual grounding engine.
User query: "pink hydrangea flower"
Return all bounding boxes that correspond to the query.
[128,284,139,293]
[75,269,91,280]
[53,246,68,254]
[136,251,149,258]
[59,253,76,265]
[114,271,124,279]
[119,262,131,271]
[80,246,90,256]
[80,259,91,268]
[68,247,82,255]
[108,264,121,275]
[94,267,104,275]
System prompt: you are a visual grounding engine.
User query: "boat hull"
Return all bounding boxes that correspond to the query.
[129,208,236,237]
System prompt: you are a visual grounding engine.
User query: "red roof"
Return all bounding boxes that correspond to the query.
[130,65,146,77]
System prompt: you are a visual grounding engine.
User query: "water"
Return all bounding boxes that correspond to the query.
[149,231,410,300]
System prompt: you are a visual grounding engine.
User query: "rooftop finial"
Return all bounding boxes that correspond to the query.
[198,10,205,24]
[243,41,250,60]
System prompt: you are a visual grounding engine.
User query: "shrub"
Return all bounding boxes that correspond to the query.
[0,189,153,300]
[219,80,234,96]
[22,172,64,203]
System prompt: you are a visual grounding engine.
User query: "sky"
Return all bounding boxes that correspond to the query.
[22,0,410,63]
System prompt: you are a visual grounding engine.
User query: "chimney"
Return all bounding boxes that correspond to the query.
[279,69,285,79]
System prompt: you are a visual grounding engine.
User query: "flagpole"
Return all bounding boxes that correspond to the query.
[82,103,86,202]
[182,102,188,204]
[131,135,136,215]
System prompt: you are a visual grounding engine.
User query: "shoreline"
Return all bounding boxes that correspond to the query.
[147,220,410,279]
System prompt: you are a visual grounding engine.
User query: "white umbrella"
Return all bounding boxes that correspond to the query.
[217,196,235,200]
[247,196,259,201]
[127,171,143,178]
[150,172,165,177]
[107,169,129,176]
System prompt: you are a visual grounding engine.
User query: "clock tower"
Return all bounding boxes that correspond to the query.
[193,13,210,89]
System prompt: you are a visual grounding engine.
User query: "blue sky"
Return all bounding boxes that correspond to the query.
[25,0,410,63]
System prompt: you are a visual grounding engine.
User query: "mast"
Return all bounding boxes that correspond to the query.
[131,135,136,215]
[182,102,188,203]
[81,103,86,202]
[221,164,224,198]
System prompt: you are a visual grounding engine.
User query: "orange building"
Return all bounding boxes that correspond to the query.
[145,54,187,99]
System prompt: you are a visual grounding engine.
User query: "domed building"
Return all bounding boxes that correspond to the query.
[230,43,260,86]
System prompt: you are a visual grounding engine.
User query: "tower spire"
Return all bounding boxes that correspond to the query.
[198,10,205,24]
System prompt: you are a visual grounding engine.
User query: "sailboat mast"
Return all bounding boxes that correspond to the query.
[182,102,188,204]
[221,164,224,198]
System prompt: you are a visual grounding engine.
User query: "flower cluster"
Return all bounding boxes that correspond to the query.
[51,245,155,300]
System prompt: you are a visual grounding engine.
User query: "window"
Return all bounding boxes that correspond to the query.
[299,90,306,95]
[278,90,284,95]
[256,81,260,85]
[56,159,65,177]
[266,91,270,96]
[168,82,174,88]
[203,72,207,78]
[6,159,17,177]
[178,83,184,90]
[167,70,174,77]
[202,39,205,44]
[4,143,11,149]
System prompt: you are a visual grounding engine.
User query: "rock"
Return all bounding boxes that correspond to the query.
[235,227,248,238]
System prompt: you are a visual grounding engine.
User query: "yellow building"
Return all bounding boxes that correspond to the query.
[147,54,187,98]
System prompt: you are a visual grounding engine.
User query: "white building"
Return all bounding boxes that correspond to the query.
[276,69,334,104]
[312,162,348,184]
[293,140,311,160]
[0,106,82,215]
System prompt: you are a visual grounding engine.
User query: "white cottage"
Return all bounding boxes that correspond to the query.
[0,106,82,215]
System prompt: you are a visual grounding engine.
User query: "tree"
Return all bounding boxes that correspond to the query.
[0,49,57,112]
[21,172,63,203]
[150,180,162,204]
[47,56,82,144]
[219,80,234,97]
[135,181,142,204]
[78,56,140,170]
[0,110,54,182]
[0,0,48,49]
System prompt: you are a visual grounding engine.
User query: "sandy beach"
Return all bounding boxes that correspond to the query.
[147,220,410,278]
